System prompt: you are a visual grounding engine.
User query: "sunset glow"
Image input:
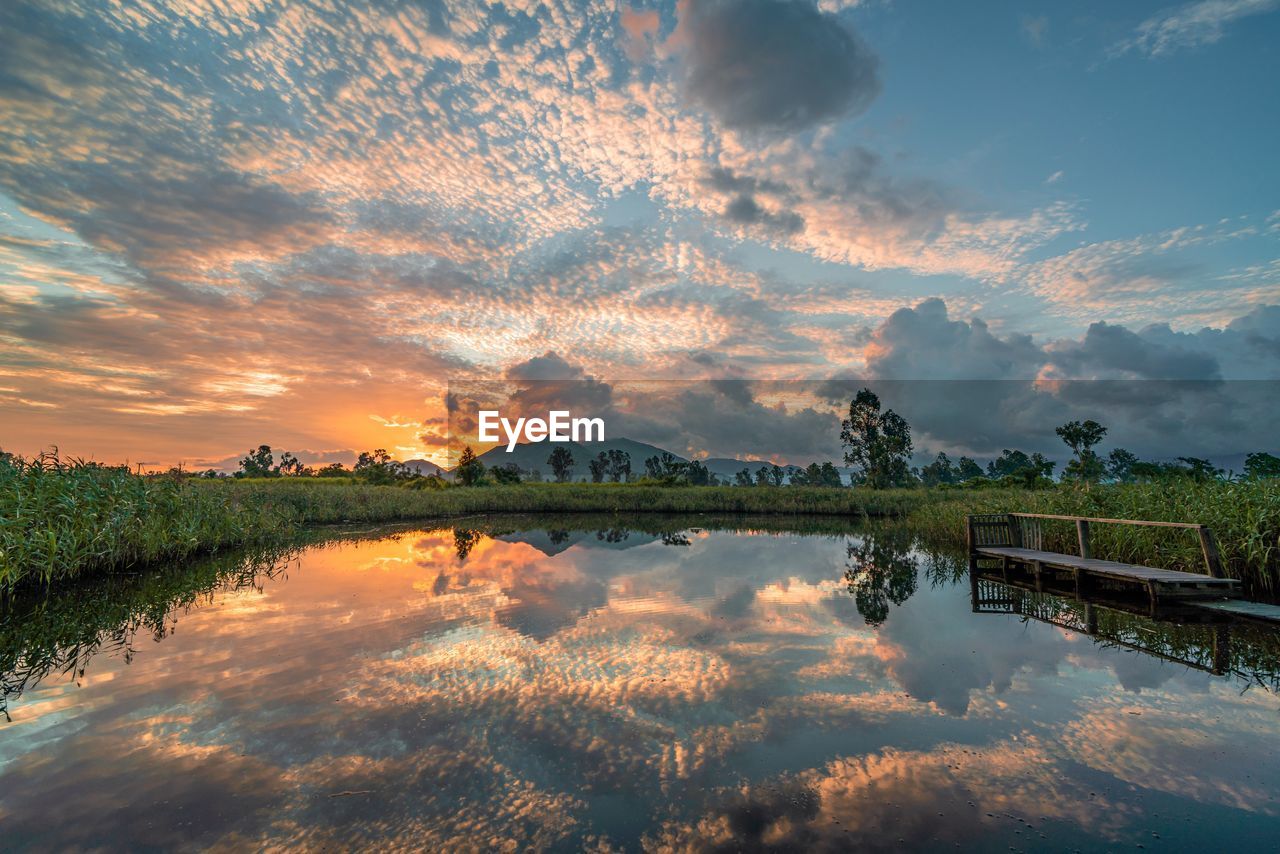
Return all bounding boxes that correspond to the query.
[2,0,1277,468]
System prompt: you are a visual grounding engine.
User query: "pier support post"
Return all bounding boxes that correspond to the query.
[1198,527,1225,579]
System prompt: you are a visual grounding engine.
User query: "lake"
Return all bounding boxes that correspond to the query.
[2,517,1280,850]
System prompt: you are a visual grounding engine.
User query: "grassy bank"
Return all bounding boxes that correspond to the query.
[3,457,1277,593]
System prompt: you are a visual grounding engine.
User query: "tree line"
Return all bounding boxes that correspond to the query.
[198,387,1278,489]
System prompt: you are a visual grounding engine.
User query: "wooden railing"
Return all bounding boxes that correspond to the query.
[966,512,1225,578]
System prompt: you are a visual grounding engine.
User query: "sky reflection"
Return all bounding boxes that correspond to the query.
[2,524,1279,849]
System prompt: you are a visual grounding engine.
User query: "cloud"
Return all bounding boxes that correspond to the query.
[1113,0,1279,57]
[1022,14,1049,47]
[505,351,591,382]
[816,298,1280,461]
[678,0,880,131]
[722,192,805,235]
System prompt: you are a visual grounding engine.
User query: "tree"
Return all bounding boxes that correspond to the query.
[606,449,632,482]
[588,452,609,483]
[843,530,918,626]
[1176,456,1222,481]
[1245,452,1280,479]
[453,528,481,560]
[1107,448,1139,483]
[955,456,983,481]
[755,464,784,486]
[819,461,843,487]
[986,449,1032,479]
[490,462,522,484]
[355,448,408,485]
[685,459,714,485]
[548,447,575,482]
[276,451,306,476]
[316,462,349,477]
[455,445,485,486]
[644,452,688,481]
[238,445,274,478]
[987,449,1053,486]
[735,467,754,486]
[1056,420,1107,483]
[840,389,913,489]
[920,452,957,486]
[1028,453,1055,481]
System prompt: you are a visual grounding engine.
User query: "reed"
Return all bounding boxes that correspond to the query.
[0,453,293,590]
[213,479,929,524]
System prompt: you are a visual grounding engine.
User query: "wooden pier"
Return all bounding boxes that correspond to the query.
[966,512,1240,607]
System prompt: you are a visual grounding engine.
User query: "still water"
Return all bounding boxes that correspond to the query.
[3,517,1280,851]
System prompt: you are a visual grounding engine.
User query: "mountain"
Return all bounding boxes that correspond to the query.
[474,437,680,481]
[703,458,801,483]
[402,458,446,477]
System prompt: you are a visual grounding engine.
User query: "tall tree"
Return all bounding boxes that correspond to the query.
[685,459,714,486]
[1107,448,1139,483]
[276,451,305,476]
[1245,452,1280,479]
[548,447,575,482]
[455,445,485,486]
[920,452,957,486]
[588,452,608,483]
[840,389,913,489]
[644,452,687,481]
[238,445,274,478]
[755,464,785,486]
[955,456,983,481]
[606,449,632,482]
[735,467,754,486]
[1056,420,1107,483]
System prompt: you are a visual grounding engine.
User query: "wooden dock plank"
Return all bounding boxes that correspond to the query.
[1193,600,1280,623]
[974,546,1239,591]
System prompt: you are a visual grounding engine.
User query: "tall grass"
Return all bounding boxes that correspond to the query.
[213,479,929,524]
[908,480,1280,591]
[0,453,293,590]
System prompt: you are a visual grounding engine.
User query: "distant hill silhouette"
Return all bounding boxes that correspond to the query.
[703,458,802,482]
[402,459,446,477]
[432,437,851,483]
[471,437,681,481]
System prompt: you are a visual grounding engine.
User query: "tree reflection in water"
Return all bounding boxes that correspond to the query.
[452,528,482,560]
[844,528,919,626]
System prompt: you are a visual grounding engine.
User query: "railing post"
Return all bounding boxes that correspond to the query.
[1198,526,1225,579]
[966,515,974,555]
[1076,519,1091,560]
[1006,513,1022,548]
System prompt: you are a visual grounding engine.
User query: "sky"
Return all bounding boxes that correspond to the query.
[1,0,1278,469]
